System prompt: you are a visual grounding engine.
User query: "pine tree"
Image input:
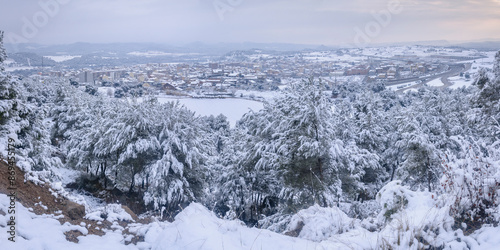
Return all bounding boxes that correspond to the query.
[0,31,19,127]
[229,78,342,222]
[473,51,500,141]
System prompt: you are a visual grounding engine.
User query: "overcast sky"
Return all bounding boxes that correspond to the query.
[1,0,499,46]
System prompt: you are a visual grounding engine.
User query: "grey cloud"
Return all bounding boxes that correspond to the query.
[0,0,498,45]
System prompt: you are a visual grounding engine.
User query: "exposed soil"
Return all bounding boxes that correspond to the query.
[0,161,148,244]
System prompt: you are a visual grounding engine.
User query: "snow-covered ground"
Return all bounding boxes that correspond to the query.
[3,180,500,250]
[45,55,81,62]
[233,90,281,100]
[404,88,418,93]
[97,87,115,97]
[4,66,34,72]
[0,193,133,250]
[448,76,473,89]
[386,81,420,91]
[156,96,264,127]
[426,78,445,87]
[0,192,321,250]
[127,51,199,57]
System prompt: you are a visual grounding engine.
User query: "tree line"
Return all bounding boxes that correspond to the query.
[1,32,500,230]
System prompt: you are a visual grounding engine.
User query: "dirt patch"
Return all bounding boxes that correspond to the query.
[0,161,147,243]
[0,161,67,217]
[65,174,147,216]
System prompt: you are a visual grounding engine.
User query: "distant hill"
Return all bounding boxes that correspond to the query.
[4,42,327,56]
[454,41,500,50]
[8,52,57,67]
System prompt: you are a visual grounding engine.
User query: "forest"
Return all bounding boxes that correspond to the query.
[1,33,500,248]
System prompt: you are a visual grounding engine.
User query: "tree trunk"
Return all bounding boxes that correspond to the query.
[390,164,396,181]
[129,171,135,193]
[102,162,108,188]
[317,158,323,181]
[390,160,398,181]
[427,157,432,192]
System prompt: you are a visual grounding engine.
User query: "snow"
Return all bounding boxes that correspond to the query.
[386,81,419,91]
[50,167,82,187]
[0,193,131,250]
[45,55,81,62]
[97,87,115,97]
[85,204,134,223]
[3,185,500,250]
[426,78,444,87]
[233,90,281,100]
[156,97,264,127]
[5,66,34,72]
[127,51,199,57]
[448,76,473,89]
[0,193,317,250]
[302,52,367,63]
[142,203,318,250]
[286,204,355,242]
[3,59,14,66]
[403,88,418,93]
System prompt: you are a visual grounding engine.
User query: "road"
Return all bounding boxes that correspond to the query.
[395,63,470,93]
[439,63,471,89]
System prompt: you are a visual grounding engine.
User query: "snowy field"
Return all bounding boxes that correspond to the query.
[156,96,264,127]
[426,78,445,87]
[45,55,81,62]
[386,81,420,91]
[4,66,34,72]
[127,51,199,57]
[119,91,266,127]
[233,90,281,100]
[448,76,473,89]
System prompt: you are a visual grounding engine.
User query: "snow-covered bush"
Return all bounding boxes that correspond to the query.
[441,145,500,232]
[284,204,356,242]
[376,180,412,221]
[375,181,458,249]
[85,204,134,222]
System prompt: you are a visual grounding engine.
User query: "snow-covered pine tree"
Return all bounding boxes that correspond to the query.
[101,98,162,192]
[232,78,341,222]
[0,31,20,132]
[138,100,210,214]
[346,90,389,198]
[395,89,445,191]
[440,141,500,231]
[0,31,31,164]
[472,51,500,142]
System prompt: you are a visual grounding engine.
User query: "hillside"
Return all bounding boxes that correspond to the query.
[1,30,500,249]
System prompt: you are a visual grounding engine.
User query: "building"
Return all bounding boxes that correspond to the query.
[79,71,94,83]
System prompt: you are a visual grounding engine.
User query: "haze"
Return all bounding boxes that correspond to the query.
[1,0,499,46]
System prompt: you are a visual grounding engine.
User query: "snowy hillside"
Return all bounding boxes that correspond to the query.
[3,183,500,250]
[1,29,500,249]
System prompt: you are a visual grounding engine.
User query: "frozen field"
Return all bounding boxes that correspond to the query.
[426,78,445,87]
[448,76,473,89]
[45,55,82,62]
[156,96,264,127]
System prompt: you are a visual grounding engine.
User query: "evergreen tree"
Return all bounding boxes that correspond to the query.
[472,51,500,141]
[227,78,343,223]
[0,31,20,129]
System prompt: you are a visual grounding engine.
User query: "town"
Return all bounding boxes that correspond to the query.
[4,45,492,98]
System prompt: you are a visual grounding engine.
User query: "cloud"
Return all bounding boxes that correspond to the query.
[0,0,498,45]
